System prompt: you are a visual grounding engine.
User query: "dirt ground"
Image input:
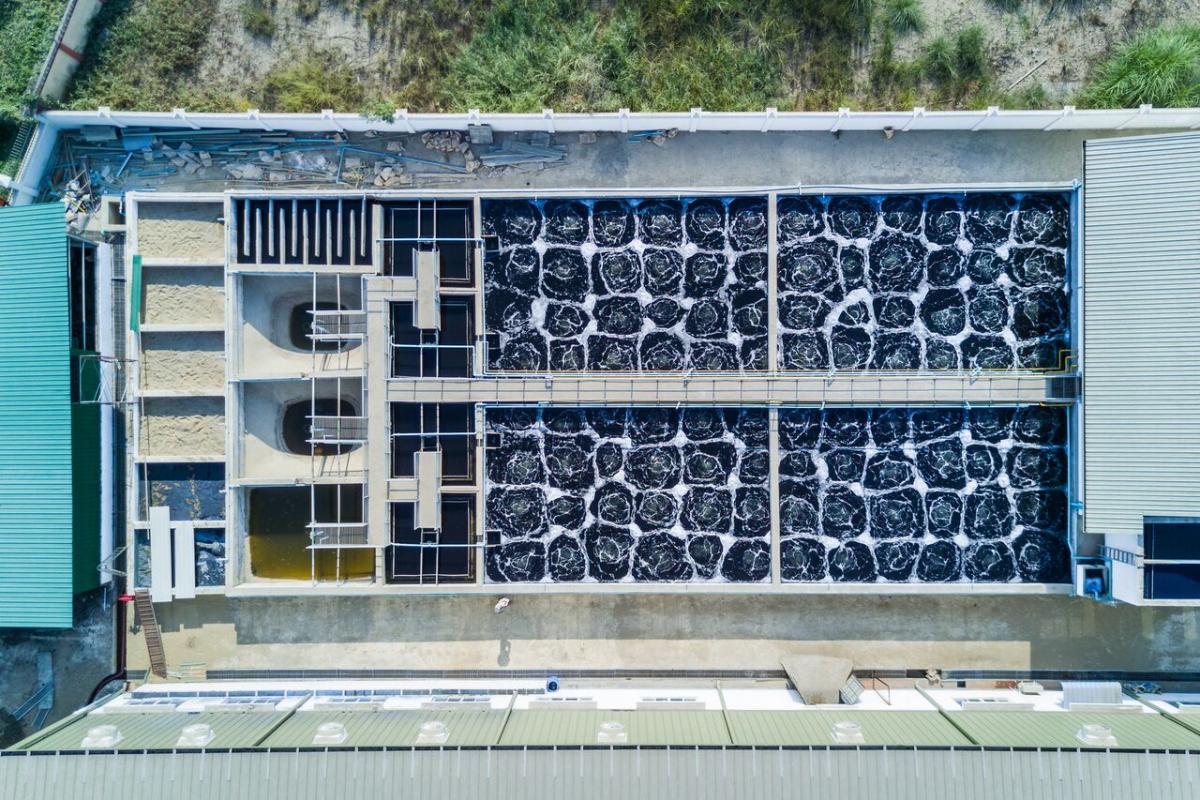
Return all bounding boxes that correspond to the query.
[191,0,1199,107]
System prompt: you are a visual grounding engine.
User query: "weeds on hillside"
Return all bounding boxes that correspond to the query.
[258,50,364,111]
[885,0,924,36]
[1079,25,1200,108]
[0,0,67,153]
[68,0,229,110]
[442,0,873,111]
[241,0,276,39]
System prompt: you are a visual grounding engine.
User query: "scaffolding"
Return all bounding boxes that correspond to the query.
[304,271,372,584]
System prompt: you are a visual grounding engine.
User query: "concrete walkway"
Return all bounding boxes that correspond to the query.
[128,593,1200,677]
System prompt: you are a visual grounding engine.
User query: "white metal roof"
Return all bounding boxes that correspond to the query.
[1082,132,1200,540]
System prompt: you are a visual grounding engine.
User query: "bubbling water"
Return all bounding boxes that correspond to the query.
[483,198,769,372]
[484,406,771,583]
[778,405,1070,583]
[777,192,1070,371]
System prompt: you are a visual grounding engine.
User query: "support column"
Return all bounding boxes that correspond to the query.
[767,192,779,373]
[474,402,487,584]
[769,407,782,585]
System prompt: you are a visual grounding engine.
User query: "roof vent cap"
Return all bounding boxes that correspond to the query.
[831,720,866,744]
[1076,724,1118,748]
[176,723,215,748]
[82,724,122,749]
[313,721,349,746]
[416,720,450,745]
[597,721,628,744]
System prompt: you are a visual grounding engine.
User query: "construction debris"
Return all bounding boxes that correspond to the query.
[468,124,494,146]
[478,139,567,167]
[629,128,679,147]
[41,123,594,224]
[421,130,464,153]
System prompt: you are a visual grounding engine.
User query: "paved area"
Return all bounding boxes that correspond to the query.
[127,593,1200,677]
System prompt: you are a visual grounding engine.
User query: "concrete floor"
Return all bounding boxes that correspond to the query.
[100,128,1152,198]
[513,129,1097,190]
[128,593,1200,677]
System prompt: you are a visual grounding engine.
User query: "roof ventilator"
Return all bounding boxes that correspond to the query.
[416,721,450,745]
[1076,724,1119,748]
[597,721,628,744]
[176,723,215,748]
[312,721,349,746]
[82,724,122,748]
[831,720,866,745]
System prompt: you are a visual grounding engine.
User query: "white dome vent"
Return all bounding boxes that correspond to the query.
[416,720,450,744]
[1076,724,1118,747]
[176,723,216,748]
[313,721,349,745]
[831,720,866,744]
[597,721,628,744]
[82,724,122,749]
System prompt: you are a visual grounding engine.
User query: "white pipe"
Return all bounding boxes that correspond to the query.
[97,242,114,584]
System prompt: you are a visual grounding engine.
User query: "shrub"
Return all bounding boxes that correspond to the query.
[1079,25,1200,108]
[241,0,275,39]
[885,0,924,36]
[258,50,364,112]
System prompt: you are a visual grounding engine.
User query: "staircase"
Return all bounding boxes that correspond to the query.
[132,589,167,678]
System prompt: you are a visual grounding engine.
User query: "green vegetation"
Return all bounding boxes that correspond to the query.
[259,50,363,111]
[443,0,872,111]
[241,0,276,39]
[60,0,1200,117]
[0,0,66,155]
[1079,25,1200,108]
[885,0,924,36]
[69,0,226,110]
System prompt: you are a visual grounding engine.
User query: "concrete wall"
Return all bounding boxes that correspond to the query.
[241,380,364,481]
[239,274,363,378]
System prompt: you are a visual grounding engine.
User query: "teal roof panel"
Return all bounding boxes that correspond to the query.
[0,203,72,628]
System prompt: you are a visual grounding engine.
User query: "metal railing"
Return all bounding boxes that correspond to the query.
[308,415,368,444]
[308,523,370,548]
[308,309,366,340]
[390,342,476,378]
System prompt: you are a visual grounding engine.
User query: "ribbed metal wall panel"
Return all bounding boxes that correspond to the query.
[2,747,1200,799]
[0,204,72,628]
[1083,133,1200,538]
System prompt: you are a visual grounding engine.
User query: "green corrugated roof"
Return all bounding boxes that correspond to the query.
[1159,711,1200,738]
[499,710,732,746]
[23,711,290,751]
[0,203,72,628]
[726,710,971,746]
[262,710,509,748]
[944,711,1200,749]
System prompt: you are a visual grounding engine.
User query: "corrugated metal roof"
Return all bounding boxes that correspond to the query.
[944,710,1200,749]
[1083,133,1200,539]
[262,710,509,748]
[725,710,970,746]
[2,745,1199,800]
[499,710,732,746]
[0,203,73,628]
[22,711,290,751]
